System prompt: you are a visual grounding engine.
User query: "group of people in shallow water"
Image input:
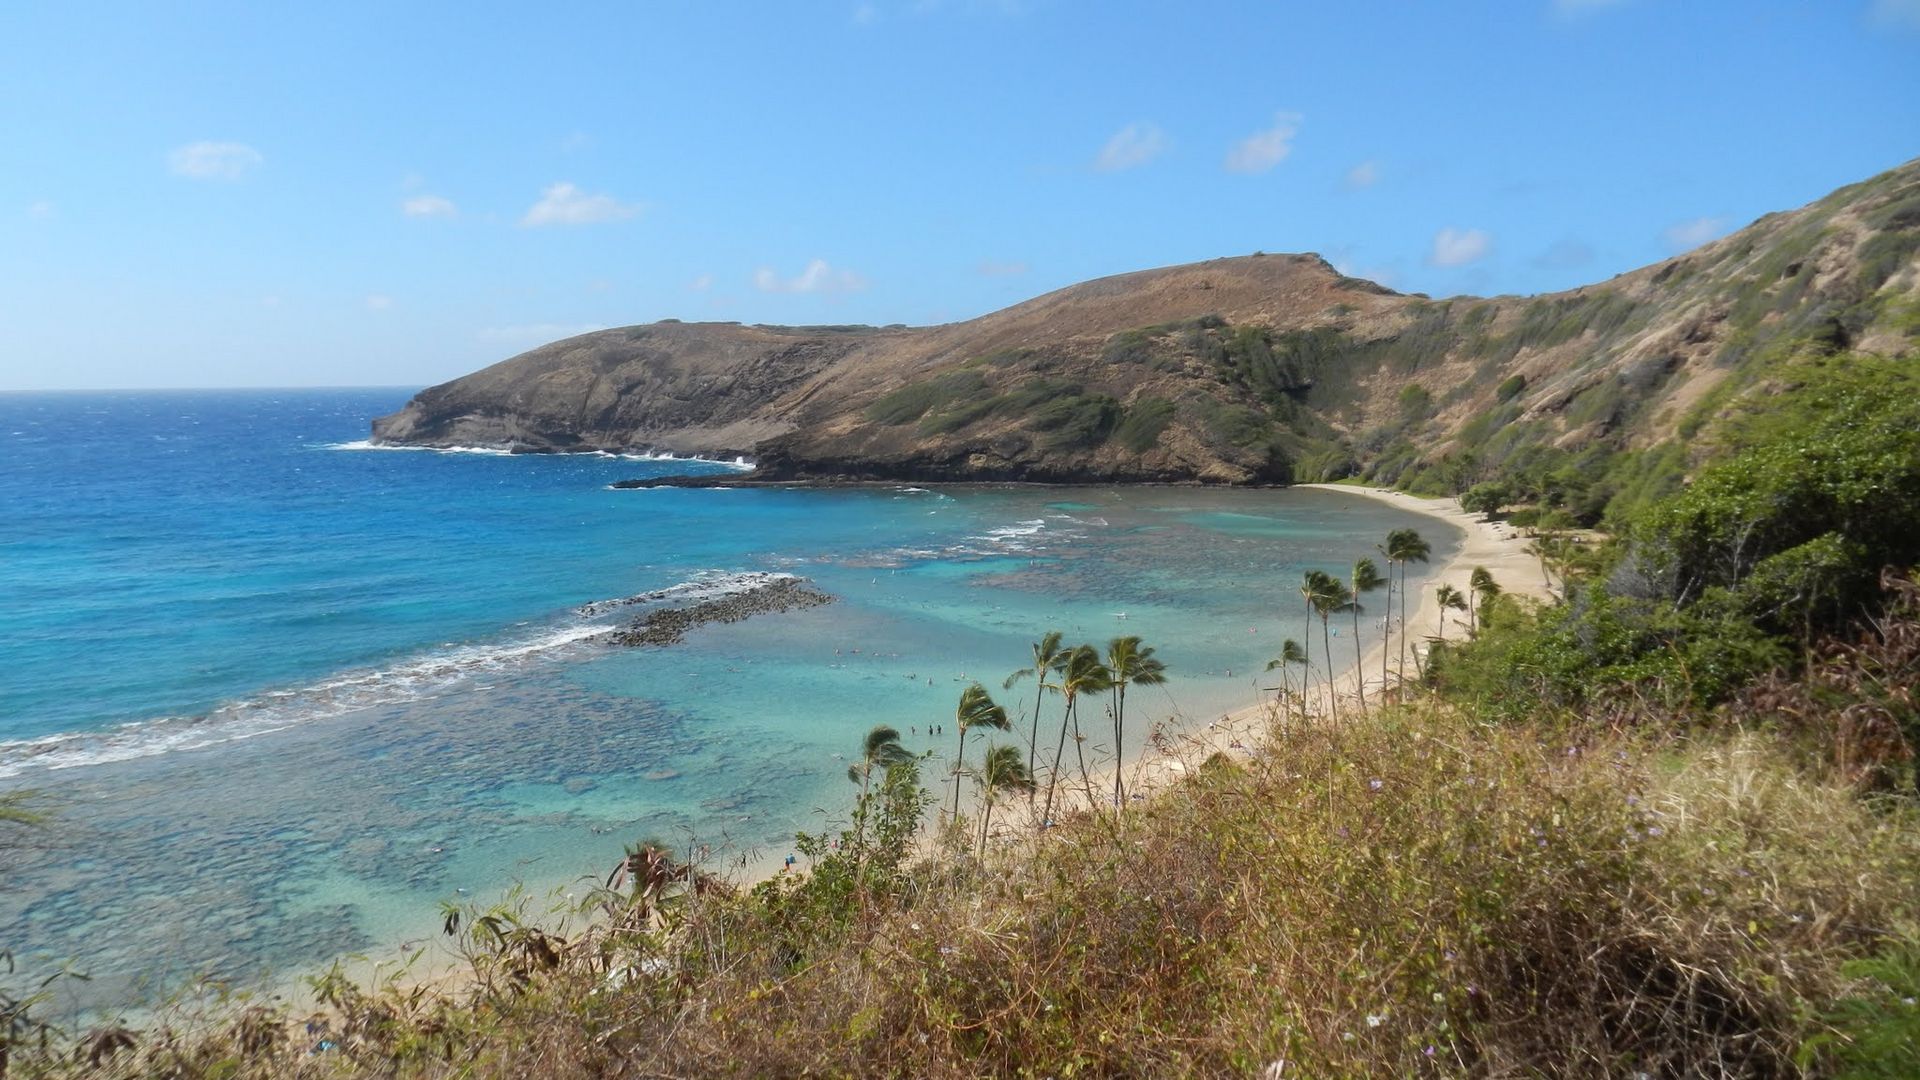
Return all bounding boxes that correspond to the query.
[908,725,944,737]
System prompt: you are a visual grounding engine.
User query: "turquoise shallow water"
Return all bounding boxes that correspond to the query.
[0,389,1456,1010]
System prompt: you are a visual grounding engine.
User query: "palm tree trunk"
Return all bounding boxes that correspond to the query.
[1112,683,1126,808]
[1027,683,1045,803]
[977,792,992,856]
[1382,565,1393,691]
[951,727,966,822]
[1070,699,1094,808]
[1398,564,1408,688]
[1351,603,1366,712]
[1041,693,1074,825]
[1303,605,1316,717]
[1320,614,1339,726]
[855,768,871,854]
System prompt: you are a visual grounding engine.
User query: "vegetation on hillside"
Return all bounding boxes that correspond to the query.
[9,338,1920,1075]
[13,159,1920,1071]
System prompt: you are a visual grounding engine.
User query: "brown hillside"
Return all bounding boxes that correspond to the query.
[372,159,1920,494]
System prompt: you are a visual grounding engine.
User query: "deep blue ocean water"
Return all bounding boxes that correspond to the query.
[0,388,1455,1011]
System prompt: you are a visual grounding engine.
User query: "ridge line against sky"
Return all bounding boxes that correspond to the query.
[2,0,1917,391]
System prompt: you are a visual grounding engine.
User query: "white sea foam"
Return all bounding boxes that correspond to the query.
[948,517,1054,555]
[857,516,1080,564]
[0,621,613,779]
[327,441,755,469]
[326,439,514,456]
[983,518,1048,540]
[594,450,755,470]
[0,568,786,779]
[575,570,798,614]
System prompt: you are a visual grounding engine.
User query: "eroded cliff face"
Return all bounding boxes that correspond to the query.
[373,159,1920,485]
[370,322,898,456]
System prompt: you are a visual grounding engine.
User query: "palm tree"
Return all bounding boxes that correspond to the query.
[974,744,1036,855]
[1376,536,1395,692]
[1041,645,1112,825]
[1105,635,1168,808]
[1468,567,1500,633]
[1349,558,1385,709]
[1265,638,1309,721]
[1004,630,1070,803]
[848,724,915,850]
[949,683,1009,822]
[848,724,915,795]
[1384,529,1432,687]
[1529,531,1573,599]
[1299,569,1334,715]
[1310,575,1355,724]
[1434,584,1468,647]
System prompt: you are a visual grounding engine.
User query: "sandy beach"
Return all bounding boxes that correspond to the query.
[328,483,1554,1007]
[995,482,1556,832]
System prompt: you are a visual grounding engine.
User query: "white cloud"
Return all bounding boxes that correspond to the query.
[1661,216,1726,252]
[559,131,593,152]
[1094,123,1167,172]
[852,2,879,23]
[1871,0,1920,27]
[520,182,642,226]
[478,323,608,345]
[168,141,263,180]
[689,273,715,291]
[402,194,458,218]
[753,259,868,295]
[1429,227,1492,267]
[365,294,394,311]
[26,200,54,219]
[976,259,1029,276]
[1224,112,1303,174]
[1343,160,1380,190]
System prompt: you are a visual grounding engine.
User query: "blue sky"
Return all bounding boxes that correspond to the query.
[2,1,1917,391]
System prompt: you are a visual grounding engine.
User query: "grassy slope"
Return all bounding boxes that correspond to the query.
[25,369,1920,1074]
[39,671,1918,1077]
[13,163,1920,1077]
[757,158,1920,498]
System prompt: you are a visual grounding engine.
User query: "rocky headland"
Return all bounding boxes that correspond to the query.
[372,159,1920,498]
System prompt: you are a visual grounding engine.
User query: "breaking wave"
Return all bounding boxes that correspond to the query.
[0,570,787,779]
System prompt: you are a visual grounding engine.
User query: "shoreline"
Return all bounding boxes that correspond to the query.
[997,483,1553,831]
[266,484,1556,1014]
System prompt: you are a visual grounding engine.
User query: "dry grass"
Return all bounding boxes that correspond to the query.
[23,690,1919,1079]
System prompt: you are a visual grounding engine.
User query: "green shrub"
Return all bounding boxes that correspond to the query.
[1460,481,1510,517]
[1802,943,1920,1078]
[1397,383,1433,420]
[1187,396,1273,450]
[1640,354,1920,637]
[1112,398,1176,453]
[917,395,1003,435]
[866,371,989,425]
[1433,583,1789,715]
[1029,392,1121,449]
